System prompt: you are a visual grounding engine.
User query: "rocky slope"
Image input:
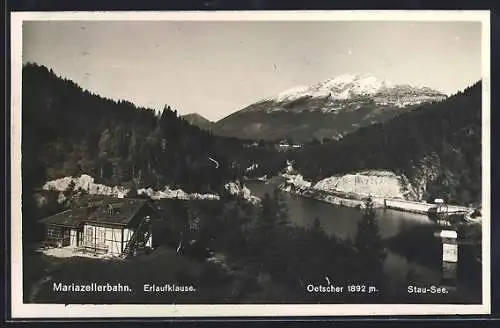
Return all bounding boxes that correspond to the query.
[313,170,414,200]
[212,73,446,142]
[42,174,220,200]
[42,174,263,203]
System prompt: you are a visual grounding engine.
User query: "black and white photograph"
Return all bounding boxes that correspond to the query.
[10,11,490,317]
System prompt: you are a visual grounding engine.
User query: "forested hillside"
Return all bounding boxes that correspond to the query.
[21,64,287,241]
[293,82,482,205]
[22,63,286,193]
[22,64,219,192]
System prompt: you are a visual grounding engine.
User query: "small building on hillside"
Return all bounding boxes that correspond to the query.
[276,140,302,151]
[428,198,449,219]
[39,198,161,258]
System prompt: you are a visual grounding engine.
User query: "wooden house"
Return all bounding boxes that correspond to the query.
[39,198,161,258]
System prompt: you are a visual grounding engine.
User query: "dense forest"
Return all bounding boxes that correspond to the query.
[21,63,287,242]
[22,63,286,193]
[293,82,482,205]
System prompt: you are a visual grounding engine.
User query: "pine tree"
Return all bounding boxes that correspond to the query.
[127,182,138,198]
[98,129,112,159]
[273,189,289,226]
[257,192,277,233]
[63,180,76,199]
[354,197,387,285]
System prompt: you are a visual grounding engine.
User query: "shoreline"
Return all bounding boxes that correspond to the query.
[277,182,471,216]
[279,183,375,208]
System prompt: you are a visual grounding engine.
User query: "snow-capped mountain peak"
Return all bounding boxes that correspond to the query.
[276,85,310,102]
[218,73,448,143]
[324,72,390,95]
[270,73,442,105]
[327,72,392,89]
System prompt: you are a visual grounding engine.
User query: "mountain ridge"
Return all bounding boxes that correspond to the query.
[212,73,447,143]
[181,113,213,130]
[260,73,445,106]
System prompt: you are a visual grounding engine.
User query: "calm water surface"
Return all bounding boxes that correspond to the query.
[246,179,441,289]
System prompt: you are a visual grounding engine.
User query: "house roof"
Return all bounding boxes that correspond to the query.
[85,198,149,226]
[40,198,152,228]
[39,207,88,228]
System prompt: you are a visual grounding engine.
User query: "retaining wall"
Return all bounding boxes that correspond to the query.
[385,199,469,214]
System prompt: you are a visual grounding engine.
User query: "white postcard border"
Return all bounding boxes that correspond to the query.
[10,10,491,318]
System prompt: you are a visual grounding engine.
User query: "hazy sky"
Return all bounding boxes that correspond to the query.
[23,20,482,121]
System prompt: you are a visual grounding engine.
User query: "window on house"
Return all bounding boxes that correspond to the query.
[85,226,94,245]
[97,227,106,245]
[47,226,60,240]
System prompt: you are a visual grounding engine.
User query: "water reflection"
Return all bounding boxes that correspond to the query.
[247,181,437,274]
[246,180,481,303]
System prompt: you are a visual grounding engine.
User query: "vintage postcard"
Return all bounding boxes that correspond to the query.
[10,10,491,318]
